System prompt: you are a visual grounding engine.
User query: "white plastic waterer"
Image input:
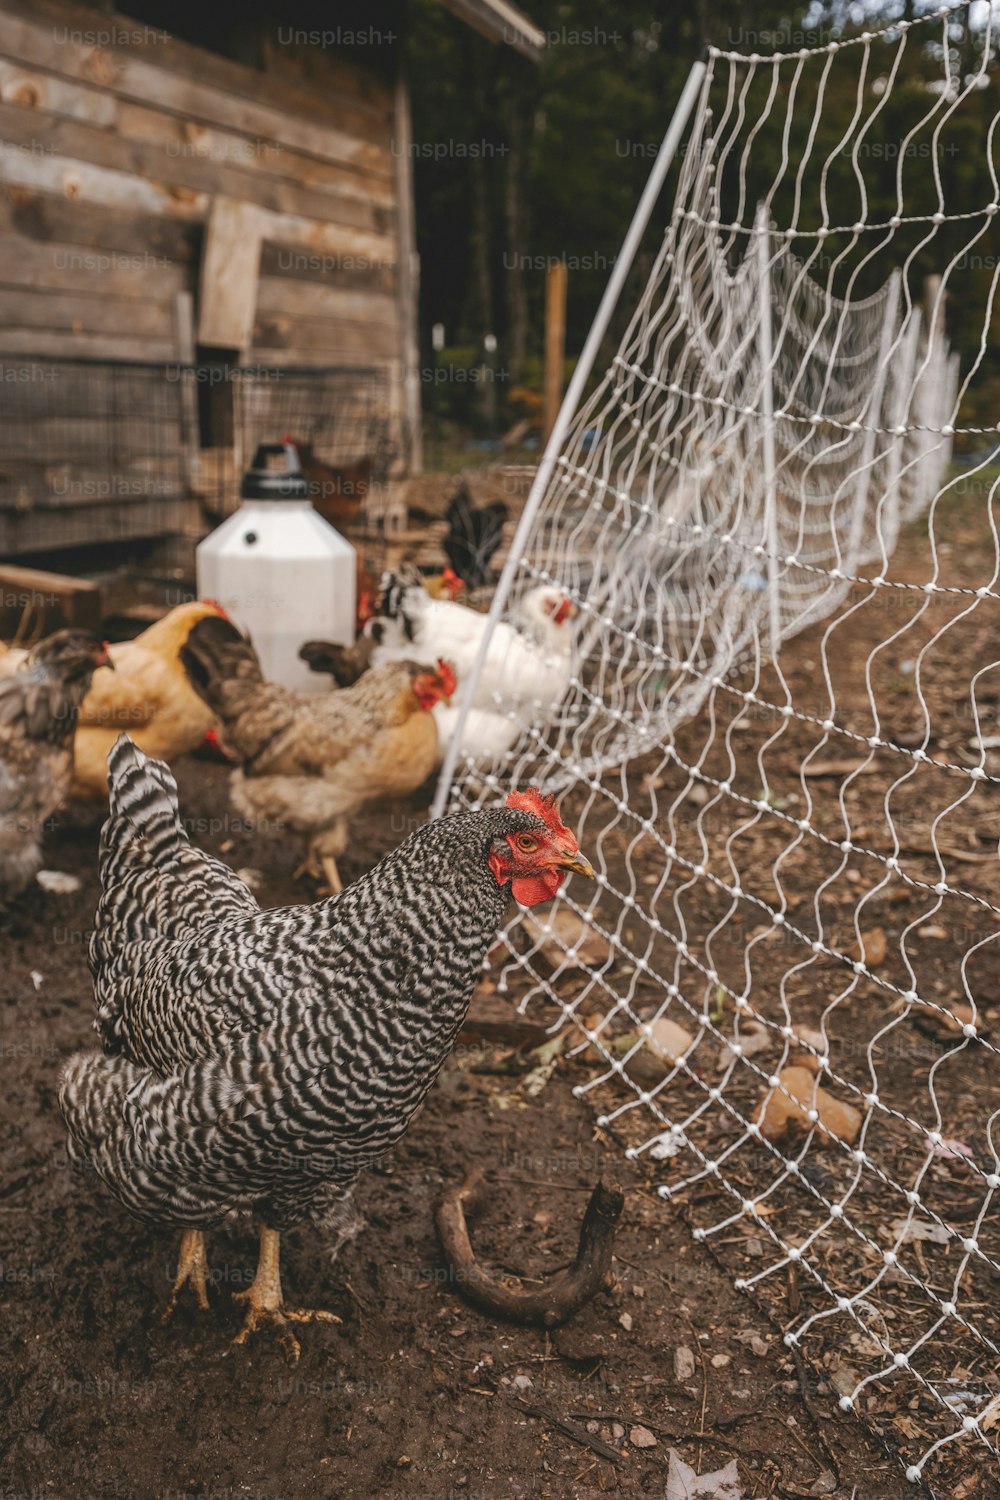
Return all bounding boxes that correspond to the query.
[196,442,356,692]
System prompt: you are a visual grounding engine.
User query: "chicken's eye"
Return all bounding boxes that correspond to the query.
[515,834,538,853]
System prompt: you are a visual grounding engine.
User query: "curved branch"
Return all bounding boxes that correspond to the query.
[434,1170,624,1329]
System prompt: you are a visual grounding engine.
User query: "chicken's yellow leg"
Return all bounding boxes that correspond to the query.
[161,1228,210,1322]
[320,854,343,895]
[232,1224,341,1364]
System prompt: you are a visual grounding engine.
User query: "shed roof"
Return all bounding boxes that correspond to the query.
[438,0,545,60]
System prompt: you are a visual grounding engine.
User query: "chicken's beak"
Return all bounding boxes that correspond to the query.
[557,851,595,879]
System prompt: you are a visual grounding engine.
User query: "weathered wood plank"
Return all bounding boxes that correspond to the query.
[0,418,184,458]
[255,277,398,326]
[0,231,189,297]
[0,329,178,360]
[0,141,209,219]
[0,8,394,171]
[0,185,200,263]
[0,286,174,338]
[0,496,187,553]
[258,238,397,294]
[198,197,262,351]
[0,101,391,234]
[9,0,394,125]
[0,58,396,206]
[250,314,400,361]
[116,100,395,207]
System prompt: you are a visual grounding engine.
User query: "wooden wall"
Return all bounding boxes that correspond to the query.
[0,0,413,553]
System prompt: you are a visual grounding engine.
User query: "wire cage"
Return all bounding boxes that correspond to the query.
[234,365,392,474]
[0,358,398,558]
[0,358,191,556]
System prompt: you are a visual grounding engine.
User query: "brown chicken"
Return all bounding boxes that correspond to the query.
[181,615,455,893]
[0,629,111,895]
[69,601,225,800]
[282,436,373,532]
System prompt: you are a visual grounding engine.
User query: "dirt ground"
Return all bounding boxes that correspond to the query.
[0,754,918,1500]
[7,466,1000,1500]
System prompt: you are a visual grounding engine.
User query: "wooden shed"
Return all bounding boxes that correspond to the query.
[0,0,542,559]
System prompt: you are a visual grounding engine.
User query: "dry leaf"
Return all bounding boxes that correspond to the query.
[666,1450,745,1500]
[716,1022,771,1072]
[889,1217,951,1246]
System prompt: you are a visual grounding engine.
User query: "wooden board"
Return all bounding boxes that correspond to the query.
[0,230,189,298]
[198,196,262,351]
[0,562,101,633]
[5,0,394,128]
[0,9,394,170]
[0,101,390,234]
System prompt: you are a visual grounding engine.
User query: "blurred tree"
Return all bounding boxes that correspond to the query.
[405,0,998,430]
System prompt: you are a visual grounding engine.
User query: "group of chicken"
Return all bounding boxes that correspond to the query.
[0,583,576,902]
[0,497,594,1363]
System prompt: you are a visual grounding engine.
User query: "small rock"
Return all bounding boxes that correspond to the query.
[673,1345,696,1381]
[734,1330,768,1356]
[755,1066,861,1148]
[35,869,81,895]
[586,1420,599,1434]
[619,1312,633,1332]
[511,1374,533,1390]
[647,1017,696,1064]
[809,1471,838,1495]
[611,1422,625,1440]
[629,1425,656,1449]
[710,1353,731,1368]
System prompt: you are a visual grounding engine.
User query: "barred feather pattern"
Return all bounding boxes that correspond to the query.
[61,736,541,1230]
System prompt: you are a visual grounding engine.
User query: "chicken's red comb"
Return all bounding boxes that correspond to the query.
[202,598,230,619]
[506,787,569,836]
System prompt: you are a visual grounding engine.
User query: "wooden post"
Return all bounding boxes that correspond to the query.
[393,69,422,476]
[543,260,568,442]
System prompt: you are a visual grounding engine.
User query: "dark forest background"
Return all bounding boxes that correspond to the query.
[405,0,1000,443]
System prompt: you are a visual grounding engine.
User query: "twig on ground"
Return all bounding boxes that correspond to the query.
[507,1394,622,1463]
[434,1169,624,1329]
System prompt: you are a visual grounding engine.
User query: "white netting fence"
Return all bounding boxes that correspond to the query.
[436,5,1000,1492]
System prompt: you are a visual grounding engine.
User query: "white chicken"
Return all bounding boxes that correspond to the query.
[371,576,577,766]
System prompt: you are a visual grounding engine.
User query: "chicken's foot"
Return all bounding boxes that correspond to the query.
[232,1225,340,1364]
[161,1228,210,1323]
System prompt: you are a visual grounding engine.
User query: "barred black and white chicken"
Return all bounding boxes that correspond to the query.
[60,736,592,1359]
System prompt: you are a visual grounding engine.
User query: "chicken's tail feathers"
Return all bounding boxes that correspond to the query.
[376,570,428,645]
[101,734,186,879]
[180,613,264,718]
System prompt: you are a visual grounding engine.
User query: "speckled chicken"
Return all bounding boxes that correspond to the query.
[60,736,592,1357]
[0,629,111,896]
[180,614,456,893]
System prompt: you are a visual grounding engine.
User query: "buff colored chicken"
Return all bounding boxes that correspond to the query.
[52,601,220,799]
[181,614,456,894]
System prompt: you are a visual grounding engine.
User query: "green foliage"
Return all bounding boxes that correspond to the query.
[405,0,999,430]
